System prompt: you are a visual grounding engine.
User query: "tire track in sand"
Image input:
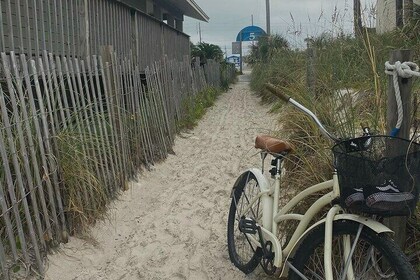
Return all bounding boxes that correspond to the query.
[45,71,278,280]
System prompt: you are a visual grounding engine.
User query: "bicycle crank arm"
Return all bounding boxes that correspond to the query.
[247,225,283,268]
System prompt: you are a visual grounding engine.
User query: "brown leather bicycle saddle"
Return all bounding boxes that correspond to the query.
[255,135,293,154]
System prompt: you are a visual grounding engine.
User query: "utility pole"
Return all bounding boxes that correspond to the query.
[353,0,362,37]
[266,0,271,35]
[198,22,202,43]
[239,31,243,74]
[251,14,254,26]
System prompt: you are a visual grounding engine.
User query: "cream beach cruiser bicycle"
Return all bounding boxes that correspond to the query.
[227,83,419,279]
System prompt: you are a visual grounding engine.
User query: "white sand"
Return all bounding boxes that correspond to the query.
[45,72,279,280]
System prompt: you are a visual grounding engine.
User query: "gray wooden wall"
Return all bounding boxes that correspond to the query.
[0,0,190,70]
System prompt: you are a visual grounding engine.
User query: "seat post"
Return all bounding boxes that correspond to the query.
[275,154,284,175]
[260,152,268,174]
[271,155,284,234]
[269,154,285,177]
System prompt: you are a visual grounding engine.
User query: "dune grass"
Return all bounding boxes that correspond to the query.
[250,26,420,272]
[177,87,221,130]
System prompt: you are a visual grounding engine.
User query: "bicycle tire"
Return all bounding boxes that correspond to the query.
[289,220,417,280]
[227,171,263,274]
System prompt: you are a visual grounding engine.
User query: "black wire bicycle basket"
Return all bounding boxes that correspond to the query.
[332,135,420,216]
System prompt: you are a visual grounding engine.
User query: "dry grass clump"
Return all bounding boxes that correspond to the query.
[56,126,109,234]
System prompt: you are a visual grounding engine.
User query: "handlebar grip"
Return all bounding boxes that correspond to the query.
[265,83,291,102]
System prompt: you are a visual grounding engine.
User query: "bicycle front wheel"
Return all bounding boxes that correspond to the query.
[227,171,263,274]
[289,220,417,279]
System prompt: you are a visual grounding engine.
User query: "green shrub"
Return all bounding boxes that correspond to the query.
[177,87,221,130]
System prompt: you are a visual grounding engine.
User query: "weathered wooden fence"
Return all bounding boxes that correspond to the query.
[0,50,235,279]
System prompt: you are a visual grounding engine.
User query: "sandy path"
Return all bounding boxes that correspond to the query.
[45,72,278,280]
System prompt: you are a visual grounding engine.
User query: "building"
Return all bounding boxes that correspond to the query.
[226,55,240,68]
[376,0,420,33]
[0,0,208,69]
[121,0,208,31]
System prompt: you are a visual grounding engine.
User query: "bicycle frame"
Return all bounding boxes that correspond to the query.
[233,84,400,278]
[239,167,393,279]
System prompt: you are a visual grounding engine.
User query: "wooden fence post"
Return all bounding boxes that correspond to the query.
[385,49,413,249]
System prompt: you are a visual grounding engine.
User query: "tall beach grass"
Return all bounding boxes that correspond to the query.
[250,25,420,271]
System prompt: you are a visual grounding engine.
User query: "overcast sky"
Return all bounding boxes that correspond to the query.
[184,0,376,56]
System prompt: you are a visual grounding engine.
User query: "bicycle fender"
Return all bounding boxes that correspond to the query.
[230,168,274,237]
[230,168,271,192]
[287,214,393,257]
[280,215,393,278]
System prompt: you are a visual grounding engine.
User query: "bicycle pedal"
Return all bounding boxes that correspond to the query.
[239,218,258,234]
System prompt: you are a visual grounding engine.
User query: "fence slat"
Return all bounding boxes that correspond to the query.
[62,57,91,207]
[0,88,31,265]
[80,59,110,197]
[92,55,117,194]
[1,53,45,250]
[74,58,103,203]
[20,53,61,239]
[145,66,167,158]
[140,83,155,163]
[122,59,136,170]
[0,127,20,263]
[0,237,8,279]
[126,58,142,167]
[30,58,67,239]
[41,51,60,144]
[112,54,130,181]
[134,66,153,165]
[154,61,173,147]
[9,53,54,241]
[0,58,43,272]
[0,145,18,263]
[35,55,67,234]
[99,56,122,191]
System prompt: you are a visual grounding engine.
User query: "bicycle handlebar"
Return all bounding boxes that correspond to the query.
[264,83,340,142]
[265,83,291,102]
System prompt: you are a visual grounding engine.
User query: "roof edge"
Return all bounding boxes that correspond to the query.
[187,0,209,22]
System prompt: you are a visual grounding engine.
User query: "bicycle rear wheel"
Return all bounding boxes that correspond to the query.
[289,220,417,279]
[227,171,263,274]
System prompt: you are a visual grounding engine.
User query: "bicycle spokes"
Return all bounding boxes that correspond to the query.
[341,223,363,280]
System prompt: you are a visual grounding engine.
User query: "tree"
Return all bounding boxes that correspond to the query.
[191,42,224,64]
[247,34,289,63]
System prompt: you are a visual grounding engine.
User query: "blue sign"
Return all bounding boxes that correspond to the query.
[236,26,266,42]
[226,56,240,68]
[226,56,239,63]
